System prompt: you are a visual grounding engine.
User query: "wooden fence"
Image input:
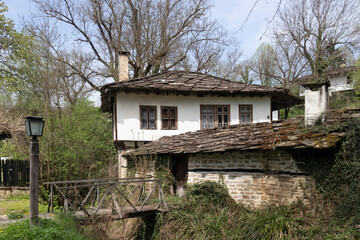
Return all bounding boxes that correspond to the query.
[0,159,29,186]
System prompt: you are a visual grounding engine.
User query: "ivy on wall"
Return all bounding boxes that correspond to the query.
[293,118,360,224]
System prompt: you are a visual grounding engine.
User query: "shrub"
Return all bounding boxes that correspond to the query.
[185,181,236,208]
[0,213,86,240]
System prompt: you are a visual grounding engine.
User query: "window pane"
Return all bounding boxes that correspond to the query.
[201,106,207,113]
[241,114,245,123]
[163,119,169,129]
[224,106,228,112]
[246,106,251,112]
[224,115,228,125]
[240,106,245,112]
[218,115,223,126]
[162,108,168,118]
[149,119,155,129]
[208,106,214,113]
[208,115,213,128]
[170,108,176,119]
[170,119,176,129]
[142,119,148,129]
[217,107,222,113]
[246,114,251,123]
[142,108,148,118]
[202,115,207,128]
[149,108,155,119]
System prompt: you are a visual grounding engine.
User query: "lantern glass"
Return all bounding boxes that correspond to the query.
[25,117,45,137]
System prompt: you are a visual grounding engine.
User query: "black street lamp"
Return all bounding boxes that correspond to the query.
[25,116,45,226]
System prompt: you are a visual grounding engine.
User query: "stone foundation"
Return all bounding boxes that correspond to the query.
[187,151,310,207]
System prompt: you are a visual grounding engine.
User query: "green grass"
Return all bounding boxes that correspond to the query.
[151,182,360,240]
[0,194,48,216]
[0,213,87,240]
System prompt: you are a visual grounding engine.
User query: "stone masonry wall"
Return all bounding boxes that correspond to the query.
[187,151,310,207]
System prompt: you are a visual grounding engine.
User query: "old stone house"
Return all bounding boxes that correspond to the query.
[128,107,359,206]
[101,52,302,179]
[297,66,356,96]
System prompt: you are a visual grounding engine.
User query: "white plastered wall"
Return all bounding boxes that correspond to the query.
[329,76,353,93]
[304,85,329,125]
[115,93,272,141]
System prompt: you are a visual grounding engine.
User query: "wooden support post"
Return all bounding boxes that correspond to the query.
[112,193,123,219]
[113,184,138,211]
[139,182,158,211]
[30,137,40,226]
[97,185,100,205]
[64,199,69,213]
[94,184,112,214]
[51,184,54,212]
[47,184,53,212]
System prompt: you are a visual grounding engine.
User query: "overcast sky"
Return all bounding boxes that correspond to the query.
[3,0,278,58]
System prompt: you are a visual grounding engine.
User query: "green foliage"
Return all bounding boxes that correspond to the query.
[41,99,117,181]
[0,1,33,93]
[7,212,23,220]
[279,104,304,119]
[0,193,48,215]
[322,118,360,223]
[352,58,360,95]
[0,139,27,159]
[329,91,360,110]
[295,118,360,224]
[0,214,87,240]
[150,182,359,240]
[185,181,236,208]
[239,205,305,240]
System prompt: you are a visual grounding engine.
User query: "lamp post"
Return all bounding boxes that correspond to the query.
[25,116,45,226]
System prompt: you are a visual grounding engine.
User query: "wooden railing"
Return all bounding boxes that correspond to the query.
[43,177,168,219]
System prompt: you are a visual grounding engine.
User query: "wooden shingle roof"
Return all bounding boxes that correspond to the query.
[101,71,303,112]
[128,109,360,156]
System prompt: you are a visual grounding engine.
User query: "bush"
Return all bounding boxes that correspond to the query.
[7,212,24,220]
[0,214,86,240]
[185,181,236,208]
[150,181,359,240]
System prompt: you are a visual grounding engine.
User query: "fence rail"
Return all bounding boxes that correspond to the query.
[43,176,168,220]
[0,159,29,186]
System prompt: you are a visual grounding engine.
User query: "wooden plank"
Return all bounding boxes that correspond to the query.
[4,160,9,186]
[113,185,138,212]
[55,179,160,190]
[94,184,112,215]
[54,184,74,208]
[121,184,141,207]
[79,185,95,209]
[112,193,123,219]
[139,182,158,211]
[9,160,14,186]
[13,160,19,186]
[43,177,147,185]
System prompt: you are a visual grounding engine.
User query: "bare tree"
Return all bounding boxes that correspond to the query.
[271,32,307,88]
[32,0,230,90]
[276,0,360,79]
[249,43,277,86]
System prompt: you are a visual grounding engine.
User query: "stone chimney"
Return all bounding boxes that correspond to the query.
[118,51,130,82]
[302,82,330,125]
